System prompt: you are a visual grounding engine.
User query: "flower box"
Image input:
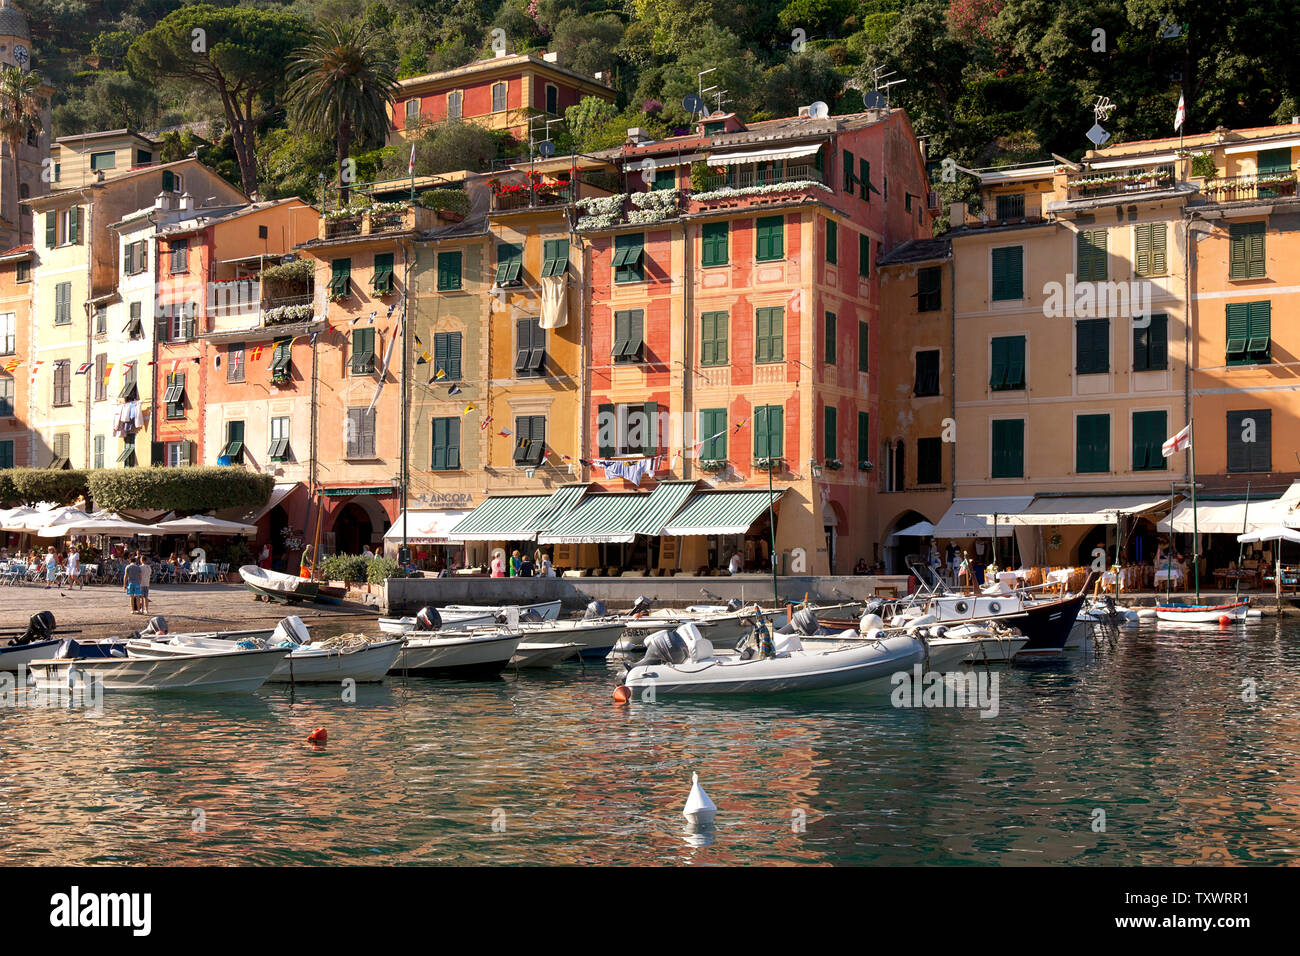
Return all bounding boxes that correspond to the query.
[699,459,728,473]
[754,457,783,473]
[823,458,843,471]
[857,460,874,472]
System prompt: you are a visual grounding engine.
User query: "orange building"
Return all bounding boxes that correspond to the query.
[0,243,33,474]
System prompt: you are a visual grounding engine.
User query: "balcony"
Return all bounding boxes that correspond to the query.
[693,163,823,194]
[1067,167,1175,200]
[261,295,314,327]
[1201,172,1298,203]
[490,180,574,212]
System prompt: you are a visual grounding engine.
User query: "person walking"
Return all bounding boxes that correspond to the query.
[124,555,143,614]
[138,553,152,615]
[66,547,82,590]
[43,547,58,589]
[728,551,743,575]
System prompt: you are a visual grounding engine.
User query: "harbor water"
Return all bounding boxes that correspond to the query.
[2,617,1299,865]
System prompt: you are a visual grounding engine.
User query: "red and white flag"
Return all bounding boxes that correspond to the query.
[1174,92,1186,131]
[1162,422,1191,458]
[408,144,416,175]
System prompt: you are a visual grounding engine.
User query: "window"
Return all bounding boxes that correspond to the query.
[701,221,728,267]
[545,83,558,116]
[45,206,81,247]
[372,252,395,295]
[1229,222,1265,280]
[219,420,244,462]
[1076,414,1110,473]
[917,266,941,312]
[405,98,419,122]
[161,169,180,193]
[858,233,870,277]
[991,246,1023,300]
[52,433,70,467]
[52,360,70,406]
[1076,319,1109,374]
[917,436,943,484]
[437,251,463,290]
[613,309,645,364]
[430,417,461,470]
[513,415,546,465]
[124,239,148,275]
[495,242,523,285]
[913,350,940,396]
[54,281,71,325]
[1226,301,1271,365]
[350,327,376,374]
[90,151,116,171]
[1133,314,1168,371]
[858,321,869,373]
[754,405,784,459]
[164,372,186,419]
[991,419,1024,479]
[826,219,838,265]
[1126,410,1167,471]
[166,303,196,342]
[755,306,784,363]
[15,260,29,283]
[701,311,728,367]
[125,301,142,339]
[823,405,837,460]
[0,311,13,354]
[652,168,676,191]
[857,412,870,465]
[492,82,507,113]
[136,149,151,166]
[613,233,644,283]
[843,149,855,192]
[541,239,568,277]
[597,403,659,456]
[1076,229,1108,282]
[755,216,784,261]
[117,437,137,468]
[1256,148,1291,196]
[995,193,1025,219]
[94,305,107,335]
[699,408,727,460]
[1226,409,1271,473]
[228,344,245,383]
[166,440,192,467]
[345,408,375,459]
[447,91,462,120]
[94,353,107,402]
[1135,223,1167,277]
[989,335,1026,391]
[329,258,351,298]
[433,331,463,381]
[0,377,11,416]
[269,339,292,377]
[269,416,291,462]
[118,360,137,401]
[168,238,189,274]
[0,439,11,469]
[824,312,836,365]
[858,158,871,200]
[515,317,545,377]
[92,435,104,469]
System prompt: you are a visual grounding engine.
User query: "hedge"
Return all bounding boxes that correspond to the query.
[367,556,410,584]
[85,467,275,513]
[319,553,368,584]
[4,469,91,505]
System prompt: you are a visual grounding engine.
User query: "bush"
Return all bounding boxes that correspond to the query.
[319,553,369,584]
[86,467,274,513]
[367,557,410,584]
[6,468,90,505]
[416,188,470,216]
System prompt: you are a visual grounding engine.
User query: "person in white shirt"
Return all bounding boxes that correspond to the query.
[67,548,82,589]
[138,555,152,614]
[540,553,554,577]
[728,552,743,575]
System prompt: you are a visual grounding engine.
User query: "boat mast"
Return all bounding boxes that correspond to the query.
[1189,420,1199,600]
[1236,482,1250,602]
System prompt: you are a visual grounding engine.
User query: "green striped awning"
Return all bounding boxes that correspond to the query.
[538,493,649,544]
[448,495,551,541]
[627,480,699,536]
[663,489,784,536]
[524,483,590,534]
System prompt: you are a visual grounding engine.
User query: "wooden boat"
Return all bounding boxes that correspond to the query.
[1154,600,1250,624]
[240,565,319,604]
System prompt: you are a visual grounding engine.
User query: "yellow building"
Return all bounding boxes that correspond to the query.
[50,129,160,190]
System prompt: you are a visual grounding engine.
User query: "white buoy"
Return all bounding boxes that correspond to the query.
[682,772,716,828]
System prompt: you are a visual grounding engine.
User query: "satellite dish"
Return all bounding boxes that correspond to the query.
[808,101,829,119]
[682,94,703,115]
[862,91,886,110]
[538,140,555,157]
[1086,123,1111,147]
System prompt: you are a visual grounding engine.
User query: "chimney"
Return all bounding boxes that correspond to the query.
[154,192,173,211]
[948,201,967,226]
[626,127,649,145]
[798,105,811,118]
[178,192,193,212]
[542,51,559,64]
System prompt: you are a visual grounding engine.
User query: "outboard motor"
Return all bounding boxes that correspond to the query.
[518,608,544,624]
[635,628,689,667]
[415,606,441,631]
[585,600,610,620]
[676,622,714,662]
[791,608,820,636]
[725,597,742,613]
[14,611,56,646]
[143,616,168,636]
[272,616,311,647]
[627,597,650,618]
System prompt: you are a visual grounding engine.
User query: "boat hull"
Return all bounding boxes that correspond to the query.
[268,641,404,683]
[0,639,61,670]
[27,647,286,693]
[510,642,582,668]
[391,632,522,677]
[1154,601,1250,623]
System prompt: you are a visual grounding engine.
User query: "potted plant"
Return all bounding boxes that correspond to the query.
[699,458,728,473]
[754,456,783,472]
[858,460,874,472]
[824,458,844,471]
[271,369,292,387]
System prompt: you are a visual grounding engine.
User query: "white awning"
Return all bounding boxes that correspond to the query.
[1002,495,1169,526]
[1089,152,1179,170]
[1239,526,1300,544]
[1159,499,1281,534]
[893,520,935,537]
[384,510,470,545]
[932,497,1033,538]
[1224,137,1300,155]
[705,143,821,166]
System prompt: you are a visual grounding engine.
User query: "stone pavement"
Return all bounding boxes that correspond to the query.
[0,581,376,640]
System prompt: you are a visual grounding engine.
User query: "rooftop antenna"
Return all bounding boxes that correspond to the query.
[880,79,906,111]
[1087,95,1116,147]
[697,68,716,115]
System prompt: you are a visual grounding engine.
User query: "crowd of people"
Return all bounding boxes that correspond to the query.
[489,550,555,578]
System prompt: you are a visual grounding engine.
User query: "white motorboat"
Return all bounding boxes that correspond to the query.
[617,604,792,651]
[0,638,62,670]
[621,623,925,697]
[378,611,494,635]
[510,642,582,668]
[391,630,523,677]
[26,646,286,693]
[518,617,627,660]
[1154,600,1251,624]
[239,565,320,604]
[442,600,561,621]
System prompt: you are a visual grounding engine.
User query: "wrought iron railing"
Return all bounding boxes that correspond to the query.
[1202,172,1298,202]
[693,163,822,193]
[491,183,575,211]
[1067,168,1176,200]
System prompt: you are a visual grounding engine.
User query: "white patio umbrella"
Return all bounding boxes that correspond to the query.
[0,506,41,532]
[1236,526,1300,602]
[153,515,257,536]
[21,505,91,534]
[894,520,936,537]
[52,513,157,536]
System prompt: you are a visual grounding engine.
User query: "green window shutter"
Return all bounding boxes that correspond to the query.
[351,327,375,372]
[45,211,56,248]
[124,242,135,275]
[857,412,870,464]
[161,169,175,192]
[597,403,615,457]
[1226,409,1271,473]
[1257,147,1291,175]
[329,258,351,296]
[755,307,783,363]
[432,417,459,470]
[1150,223,1167,275]
[858,233,870,277]
[1247,300,1271,361]
[433,331,462,381]
[371,252,394,293]
[825,219,837,264]
[1134,314,1168,371]
[1229,222,1265,280]
[701,310,728,366]
[699,408,727,460]
[701,221,728,267]
[858,321,868,373]
[612,309,644,363]
[437,251,463,290]
[1076,319,1109,374]
[991,419,1025,478]
[989,337,1008,389]
[613,233,644,282]
[755,405,783,459]
[756,216,784,261]
[858,159,871,200]
[1226,302,1249,363]
[70,206,82,244]
[824,311,836,365]
[823,405,837,460]
[1076,414,1110,473]
[1131,410,1167,471]
[1136,223,1168,277]
[991,246,1023,300]
[541,239,568,277]
[496,242,523,284]
[843,149,855,192]
[1077,229,1107,282]
[1135,223,1151,276]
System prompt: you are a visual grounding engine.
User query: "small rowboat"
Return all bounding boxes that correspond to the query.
[240,565,320,604]
[1154,600,1250,624]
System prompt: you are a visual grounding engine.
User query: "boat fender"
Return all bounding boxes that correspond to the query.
[307,728,327,744]
[932,625,948,638]
[613,685,631,703]
[906,613,938,630]
[860,612,885,632]
[1218,615,1231,626]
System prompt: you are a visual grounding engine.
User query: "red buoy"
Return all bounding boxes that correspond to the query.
[308,727,327,743]
[613,685,631,704]
[1218,615,1232,626]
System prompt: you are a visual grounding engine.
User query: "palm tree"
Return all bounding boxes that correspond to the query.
[0,66,47,245]
[286,22,398,208]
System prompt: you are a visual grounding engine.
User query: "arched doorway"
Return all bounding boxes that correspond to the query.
[1075,524,1116,568]
[883,509,932,576]
[267,504,289,570]
[333,502,374,556]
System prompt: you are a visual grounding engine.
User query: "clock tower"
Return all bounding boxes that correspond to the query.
[0,0,50,249]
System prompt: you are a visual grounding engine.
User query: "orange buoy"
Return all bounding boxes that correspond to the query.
[1218,615,1232,626]
[613,685,631,704]
[308,727,327,743]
